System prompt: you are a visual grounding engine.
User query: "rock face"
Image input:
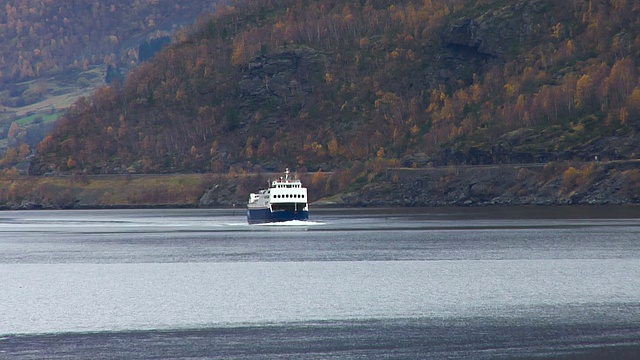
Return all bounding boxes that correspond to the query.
[331,161,640,207]
[444,0,548,57]
[238,46,327,107]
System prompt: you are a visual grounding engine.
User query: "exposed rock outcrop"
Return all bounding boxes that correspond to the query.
[444,0,548,57]
[328,161,640,207]
[238,45,327,107]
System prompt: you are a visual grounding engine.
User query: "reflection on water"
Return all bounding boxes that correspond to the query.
[0,207,639,358]
[3,259,639,335]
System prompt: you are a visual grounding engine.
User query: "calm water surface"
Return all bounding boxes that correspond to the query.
[0,207,639,359]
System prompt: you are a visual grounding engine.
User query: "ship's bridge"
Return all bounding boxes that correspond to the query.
[266,169,308,211]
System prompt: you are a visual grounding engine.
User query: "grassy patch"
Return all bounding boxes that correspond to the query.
[15,112,62,126]
[0,174,214,208]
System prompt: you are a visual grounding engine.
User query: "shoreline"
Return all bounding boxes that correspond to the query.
[2,160,639,211]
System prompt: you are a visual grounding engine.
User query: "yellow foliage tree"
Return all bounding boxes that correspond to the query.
[245,136,254,158]
[563,166,580,188]
[18,143,30,159]
[626,87,640,117]
[575,74,594,110]
[67,156,77,169]
[327,137,339,158]
[231,37,246,66]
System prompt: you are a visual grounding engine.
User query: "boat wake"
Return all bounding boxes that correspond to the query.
[257,220,323,226]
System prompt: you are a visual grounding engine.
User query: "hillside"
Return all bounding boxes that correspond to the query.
[22,0,640,202]
[0,0,222,158]
[0,0,221,84]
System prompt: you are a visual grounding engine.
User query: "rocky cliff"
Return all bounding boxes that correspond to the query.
[445,0,548,58]
[238,46,327,106]
[324,160,640,207]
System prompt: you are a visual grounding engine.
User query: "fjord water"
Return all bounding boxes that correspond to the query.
[1,207,640,359]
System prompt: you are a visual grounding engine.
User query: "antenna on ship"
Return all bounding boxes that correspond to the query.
[285,168,290,181]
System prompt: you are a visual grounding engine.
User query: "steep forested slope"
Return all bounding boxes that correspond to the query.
[30,0,640,187]
[0,0,223,167]
[0,0,219,83]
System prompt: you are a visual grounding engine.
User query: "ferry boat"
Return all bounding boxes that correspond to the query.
[247,168,309,224]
